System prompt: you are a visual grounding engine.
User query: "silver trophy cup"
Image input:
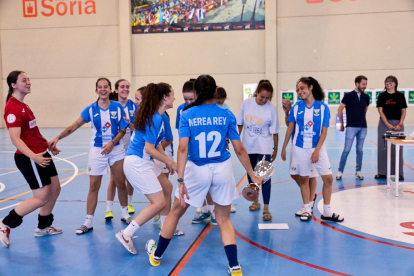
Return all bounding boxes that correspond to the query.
[242,156,274,202]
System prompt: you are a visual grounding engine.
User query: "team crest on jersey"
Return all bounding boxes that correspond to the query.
[313,109,320,116]
[110,112,117,119]
[129,110,134,117]
[6,114,16,124]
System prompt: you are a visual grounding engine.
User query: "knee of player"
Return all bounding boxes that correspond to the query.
[154,198,166,211]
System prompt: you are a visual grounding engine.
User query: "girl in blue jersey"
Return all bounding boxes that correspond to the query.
[145,75,263,276]
[50,78,132,234]
[281,77,344,223]
[105,79,138,220]
[115,82,177,255]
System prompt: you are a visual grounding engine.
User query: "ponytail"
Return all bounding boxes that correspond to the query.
[184,74,216,111]
[6,70,25,104]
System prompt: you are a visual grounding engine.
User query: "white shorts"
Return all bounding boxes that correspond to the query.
[174,158,239,207]
[289,143,319,178]
[153,152,174,174]
[290,145,332,177]
[87,145,125,176]
[123,155,162,195]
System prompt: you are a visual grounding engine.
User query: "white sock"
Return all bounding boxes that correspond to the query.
[207,204,214,214]
[304,203,312,214]
[84,215,94,228]
[121,206,129,219]
[323,204,332,217]
[128,195,133,205]
[106,201,113,212]
[123,220,139,237]
[160,215,167,229]
[201,204,208,214]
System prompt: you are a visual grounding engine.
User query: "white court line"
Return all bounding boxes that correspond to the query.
[0,183,4,193]
[0,152,87,177]
[0,154,81,212]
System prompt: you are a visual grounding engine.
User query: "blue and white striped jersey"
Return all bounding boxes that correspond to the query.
[122,99,138,135]
[287,100,330,148]
[81,101,129,148]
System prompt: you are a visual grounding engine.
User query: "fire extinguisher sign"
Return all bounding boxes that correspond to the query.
[23,0,38,18]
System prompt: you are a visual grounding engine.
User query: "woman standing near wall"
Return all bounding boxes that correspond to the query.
[375,76,407,180]
[0,71,62,247]
[105,79,137,220]
[49,78,132,235]
[237,80,279,221]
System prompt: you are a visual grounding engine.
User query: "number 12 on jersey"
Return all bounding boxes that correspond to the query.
[195,131,222,158]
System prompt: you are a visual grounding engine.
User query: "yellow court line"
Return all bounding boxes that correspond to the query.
[0,171,87,204]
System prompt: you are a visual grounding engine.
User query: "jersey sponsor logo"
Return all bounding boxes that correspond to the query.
[385,99,396,105]
[102,122,111,132]
[6,114,16,124]
[313,109,320,116]
[110,112,117,119]
[29,119,37,129]
[307,121,314,127]
[129,110,134,117]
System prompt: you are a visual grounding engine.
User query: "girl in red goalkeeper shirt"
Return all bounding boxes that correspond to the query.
[0,71,62,248]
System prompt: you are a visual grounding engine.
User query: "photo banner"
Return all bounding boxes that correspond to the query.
[131,0,265,34]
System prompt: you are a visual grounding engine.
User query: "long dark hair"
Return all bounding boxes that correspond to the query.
[255,81,274,101]
[95,77,112,102]
[297,77,325,101]
[6,70,25,104]
[134,82,172,132]
[110,79,130,101]
[184,75,216,111]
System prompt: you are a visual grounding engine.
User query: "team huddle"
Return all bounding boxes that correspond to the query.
[1,71,347,276]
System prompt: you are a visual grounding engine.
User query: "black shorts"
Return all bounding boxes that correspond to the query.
[14,152,58,190]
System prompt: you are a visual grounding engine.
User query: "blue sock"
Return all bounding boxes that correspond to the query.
[155,235,171,258]
[224,244,238,268]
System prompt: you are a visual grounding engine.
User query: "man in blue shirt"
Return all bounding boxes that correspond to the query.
[336,75,370,180]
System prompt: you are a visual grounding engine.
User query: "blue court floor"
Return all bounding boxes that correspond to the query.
[0,126,414,276]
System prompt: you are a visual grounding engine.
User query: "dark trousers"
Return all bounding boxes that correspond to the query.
[247,154,271,205]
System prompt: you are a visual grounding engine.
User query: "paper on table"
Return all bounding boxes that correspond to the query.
[401,140,414,142]
[258,223,289,230]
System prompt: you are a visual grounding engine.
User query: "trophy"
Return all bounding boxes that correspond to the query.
[242,156,274,202]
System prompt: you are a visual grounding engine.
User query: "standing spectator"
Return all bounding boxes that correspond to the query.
[375,76,407,180]
[336,76,370,180]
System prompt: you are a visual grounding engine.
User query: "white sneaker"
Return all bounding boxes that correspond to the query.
[115,230,137,254]
[336,171,343,180]
[230,204,236,213]
[355,171,364,180]
[0,220,10,247]
[295,207,305,217]
[34,226,63,237]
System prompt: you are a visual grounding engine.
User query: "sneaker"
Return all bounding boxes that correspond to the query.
[336,171,343,180]
[0,220,10,247]
[127,204,135,214]
[355,171,364,180]
[230,204,236,213]
[121,217,133,225]
[211,211,217,225]
[300,212,312,221]
[115,230,137,254]
[228,264,243,275]
[146,239,162,266]
[295,207,305,217]
[34,226,63,237]
[191,212,211,224]
[105,211,113,221]
[153,213,160,223]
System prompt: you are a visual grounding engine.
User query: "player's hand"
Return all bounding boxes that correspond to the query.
[179,183,190,207]
[339,124,345,132]
[282,99,292,114]
[33,151,51,168]
[394,124,402,131]
[47,140,61,156]
[311,150,319,163]
[101,142,114,155]
[167,161,177,175]
[271,150,277,162]
[281,147,287,161]
[251,176,264,185]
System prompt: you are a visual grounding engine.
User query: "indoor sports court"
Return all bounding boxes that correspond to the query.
[1,0,414,275]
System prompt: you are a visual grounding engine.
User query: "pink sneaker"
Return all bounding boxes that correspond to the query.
[34,226,63,237]
[0,220,10,247]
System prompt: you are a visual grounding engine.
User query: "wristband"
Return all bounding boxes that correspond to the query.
[398,123,403,127]
[111,141,115,146]
[273,145,278,151]
[177,178,184,183]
